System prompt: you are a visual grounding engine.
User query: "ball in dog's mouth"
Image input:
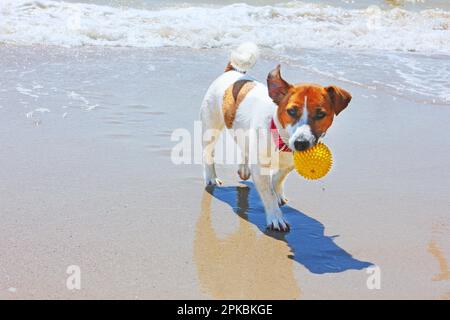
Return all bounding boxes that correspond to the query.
[293,142,333,180]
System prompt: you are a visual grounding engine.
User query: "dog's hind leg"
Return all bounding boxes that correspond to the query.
[200,98,224,186]
[234,131,251,181]
[238,163,251,181]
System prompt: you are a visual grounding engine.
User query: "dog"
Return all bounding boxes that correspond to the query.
[200,43,351,232]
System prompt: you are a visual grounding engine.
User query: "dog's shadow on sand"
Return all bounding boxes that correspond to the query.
[206,181,372,274]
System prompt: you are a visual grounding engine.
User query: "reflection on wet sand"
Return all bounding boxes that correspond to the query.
[428,223,450,299]
[428,240,450,282]
[199,181,372,275]
[194,185,301,299]
[194,181,373,299]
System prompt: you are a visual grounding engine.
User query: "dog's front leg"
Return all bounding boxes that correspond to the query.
[251,164,290,232]
[272,165,294,206]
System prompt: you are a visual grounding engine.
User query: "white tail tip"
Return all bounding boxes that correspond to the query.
[230,42,259,73]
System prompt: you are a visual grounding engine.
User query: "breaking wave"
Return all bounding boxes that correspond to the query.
[0,0,449,54]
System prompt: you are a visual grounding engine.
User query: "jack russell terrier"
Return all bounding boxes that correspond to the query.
[200,43,351,232]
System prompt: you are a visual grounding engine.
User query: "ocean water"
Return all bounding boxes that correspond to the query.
[0,0,449,104]
[62,0,450,11]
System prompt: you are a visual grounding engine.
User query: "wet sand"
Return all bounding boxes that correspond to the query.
[0,45,449,299]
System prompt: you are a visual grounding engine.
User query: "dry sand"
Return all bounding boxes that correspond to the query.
[0,45,449,299]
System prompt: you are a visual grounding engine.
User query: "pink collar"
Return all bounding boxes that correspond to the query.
[270,118,292,152]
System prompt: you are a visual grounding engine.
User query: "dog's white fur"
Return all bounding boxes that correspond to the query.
[200,44,299,231]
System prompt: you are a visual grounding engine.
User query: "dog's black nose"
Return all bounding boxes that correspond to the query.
[294,140,310,151]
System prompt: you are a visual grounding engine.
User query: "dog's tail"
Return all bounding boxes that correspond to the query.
[224,42,259,73]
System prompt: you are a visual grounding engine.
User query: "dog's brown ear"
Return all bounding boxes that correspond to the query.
[326,86,352,116]
[267,65,291,104]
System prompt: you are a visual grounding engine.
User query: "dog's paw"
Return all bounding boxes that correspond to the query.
[205,178,223,186]
[266,214,290,232]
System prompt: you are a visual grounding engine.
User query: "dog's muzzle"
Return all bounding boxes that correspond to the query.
[294,140,310,151]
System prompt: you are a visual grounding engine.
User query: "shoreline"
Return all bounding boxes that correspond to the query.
[2,43,449,106]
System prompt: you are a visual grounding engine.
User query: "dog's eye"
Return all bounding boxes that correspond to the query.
[314,111,326,120]
[287,107,298,118]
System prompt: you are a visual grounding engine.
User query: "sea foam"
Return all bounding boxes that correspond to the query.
[0,0,449,54]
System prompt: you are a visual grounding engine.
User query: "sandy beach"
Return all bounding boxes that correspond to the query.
[0,43,448,299]
[1,0,449,300]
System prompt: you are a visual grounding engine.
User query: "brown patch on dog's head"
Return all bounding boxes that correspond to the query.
[267,65,352,139]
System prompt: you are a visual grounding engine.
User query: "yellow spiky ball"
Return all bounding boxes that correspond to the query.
[293,142,333,180]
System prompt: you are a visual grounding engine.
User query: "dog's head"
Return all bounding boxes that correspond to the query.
[267,65,352,152]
